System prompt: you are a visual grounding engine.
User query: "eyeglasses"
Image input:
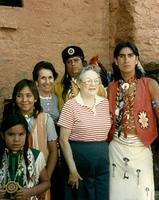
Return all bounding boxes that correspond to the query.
[81,78,100,85]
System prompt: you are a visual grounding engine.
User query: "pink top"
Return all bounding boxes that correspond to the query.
[58,93,111,142]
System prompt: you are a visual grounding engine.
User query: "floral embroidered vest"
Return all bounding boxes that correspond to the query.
[108,78,158,146]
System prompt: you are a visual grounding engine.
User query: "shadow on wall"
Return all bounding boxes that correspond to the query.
[144,62,159,82]
[0,86,11,121]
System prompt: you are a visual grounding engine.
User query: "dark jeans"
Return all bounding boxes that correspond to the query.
[62,141,109,200]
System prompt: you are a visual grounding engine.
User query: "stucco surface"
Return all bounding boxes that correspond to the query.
[0,0,109,118]
[0,0,159,118]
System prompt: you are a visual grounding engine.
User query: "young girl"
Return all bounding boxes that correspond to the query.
[3,79,58,200]
[0,112,50,200]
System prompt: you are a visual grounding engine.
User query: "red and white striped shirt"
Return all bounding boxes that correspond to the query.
[58,93,111,142]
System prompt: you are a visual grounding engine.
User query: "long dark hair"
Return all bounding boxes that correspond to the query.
[61,60,87,101]
[0,112,30,175]
[4,79,43,118]
[112,41,144,80]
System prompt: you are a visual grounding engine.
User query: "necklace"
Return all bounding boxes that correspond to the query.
[0,149,39,199]
[115,78,137,137]
[4,151,24,194]
[121,82,129,90]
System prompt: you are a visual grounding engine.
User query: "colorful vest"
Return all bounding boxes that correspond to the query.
[28,114,50,200]
[108,78,158,146]
[28,113,48,160]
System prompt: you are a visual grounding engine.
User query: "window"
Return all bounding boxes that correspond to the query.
[0,0,23,7]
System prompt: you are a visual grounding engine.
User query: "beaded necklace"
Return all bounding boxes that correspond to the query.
[0,150,25,199]
[115,77,137,137]
[0,148,39,200]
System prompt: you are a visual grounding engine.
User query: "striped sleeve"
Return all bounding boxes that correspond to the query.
[58,99,75,130]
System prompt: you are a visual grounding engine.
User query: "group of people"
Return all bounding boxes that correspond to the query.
[0,40,158,200]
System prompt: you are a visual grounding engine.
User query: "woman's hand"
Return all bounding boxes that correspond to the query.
[59,127,83,189]
[68,170,83,189]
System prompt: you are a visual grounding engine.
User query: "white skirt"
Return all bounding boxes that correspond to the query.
[109,140,154,200]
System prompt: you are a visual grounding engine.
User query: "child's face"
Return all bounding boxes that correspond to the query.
[15,86,37,115]
[4,124,26,152]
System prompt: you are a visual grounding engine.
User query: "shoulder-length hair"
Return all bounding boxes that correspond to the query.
[12,79,42,117]
[0,112,30,175]
[112,41,144,80]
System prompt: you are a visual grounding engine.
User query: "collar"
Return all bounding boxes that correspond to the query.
[24,114,33,123]
[75,92,104,107]
[40,95,52,100]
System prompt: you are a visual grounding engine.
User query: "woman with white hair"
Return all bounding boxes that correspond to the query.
[58,65,111,200]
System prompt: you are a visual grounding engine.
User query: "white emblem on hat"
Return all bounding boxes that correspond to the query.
[68,48,75,55]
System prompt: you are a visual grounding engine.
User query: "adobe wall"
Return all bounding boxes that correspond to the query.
[109,0,159,64]
[0,0,159,118]
[0,0,109,118]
